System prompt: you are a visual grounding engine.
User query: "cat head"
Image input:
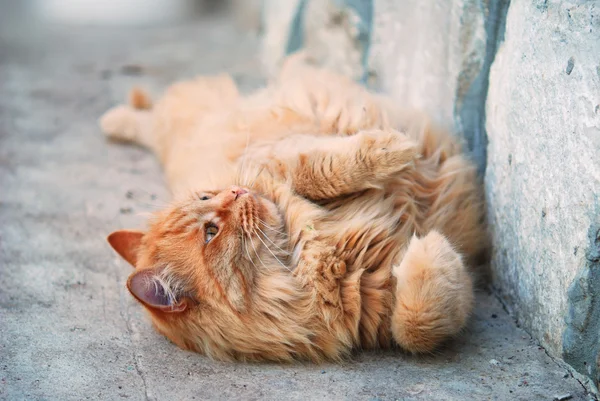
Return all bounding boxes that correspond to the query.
[107,186,294,351]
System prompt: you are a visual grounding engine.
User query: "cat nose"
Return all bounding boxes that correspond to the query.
[231,187,248,200]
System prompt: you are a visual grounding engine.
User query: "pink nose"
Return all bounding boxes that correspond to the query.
[232,187,248,200]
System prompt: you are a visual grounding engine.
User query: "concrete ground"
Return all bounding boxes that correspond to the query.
[0,8,593,401]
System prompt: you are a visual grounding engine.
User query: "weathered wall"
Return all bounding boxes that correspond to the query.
[367,0,508,172]
[260,0,508,170]
[259,0,600,389]
[485,0,600,387]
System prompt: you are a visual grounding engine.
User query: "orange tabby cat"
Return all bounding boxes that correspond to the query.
[99,56,487,362]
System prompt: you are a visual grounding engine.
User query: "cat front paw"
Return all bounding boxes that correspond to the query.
[357,129,418,176]
[324,254,347,279]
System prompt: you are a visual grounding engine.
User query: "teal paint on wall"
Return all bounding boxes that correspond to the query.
[285,0,307,55]
[285,0,373,83]
[457,0,510,175]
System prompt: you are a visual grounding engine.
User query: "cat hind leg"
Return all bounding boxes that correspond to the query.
[99,88,155,149]
[391,231,474,353]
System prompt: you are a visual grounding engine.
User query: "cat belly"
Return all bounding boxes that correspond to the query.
[316,191,401,349]
[319,164,485,351]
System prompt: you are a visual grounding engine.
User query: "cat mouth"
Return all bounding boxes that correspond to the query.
[233,187,248,200]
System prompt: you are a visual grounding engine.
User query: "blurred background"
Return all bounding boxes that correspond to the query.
[1,0,244,25]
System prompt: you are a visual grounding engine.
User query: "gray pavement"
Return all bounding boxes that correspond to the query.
[0,9,593,401]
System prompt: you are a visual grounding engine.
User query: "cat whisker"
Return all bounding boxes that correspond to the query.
[248,165,265,189]
[255,225,291,255]
[236,161,248,189]
[235,130,253,187]
[241,233,259,271]
[248,231,268,270]
[257,218,288,236]
[253,229,292,272]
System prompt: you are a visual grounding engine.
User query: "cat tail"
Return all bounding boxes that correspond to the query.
[391,231,474,353]
[128,87,153,110]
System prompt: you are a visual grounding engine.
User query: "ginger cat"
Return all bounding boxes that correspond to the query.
[99,56,487,362]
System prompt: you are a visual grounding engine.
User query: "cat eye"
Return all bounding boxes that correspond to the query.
[205,224,218,243]
[198,194,211,201]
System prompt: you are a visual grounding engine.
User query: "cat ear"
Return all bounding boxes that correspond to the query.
[126,269,187,313]
[107,230,144,267]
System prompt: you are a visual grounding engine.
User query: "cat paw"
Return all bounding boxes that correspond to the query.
[98,105,135,141]
[294,244,346,324]
[299,246,346,281]
[326,255,346,279]
[313,254,346,322]
[332,259,346,277]
[356,129,418,175]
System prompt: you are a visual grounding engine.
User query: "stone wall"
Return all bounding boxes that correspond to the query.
[259,0,600,389]
[485,0,600,388]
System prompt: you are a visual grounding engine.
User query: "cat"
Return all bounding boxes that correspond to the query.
[99,55,487,362]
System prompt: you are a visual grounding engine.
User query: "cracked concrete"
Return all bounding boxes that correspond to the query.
[0,6,594,401]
